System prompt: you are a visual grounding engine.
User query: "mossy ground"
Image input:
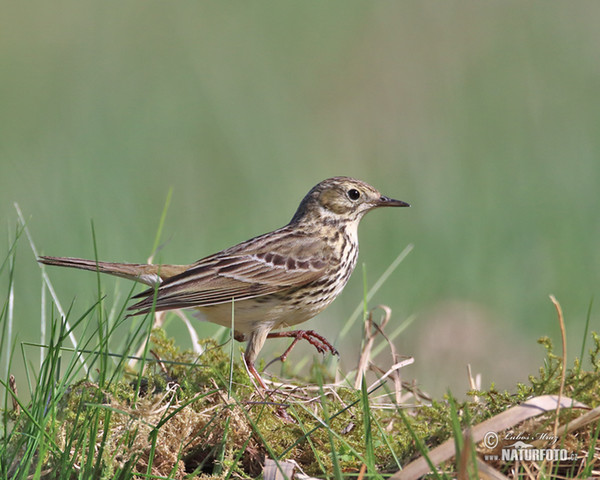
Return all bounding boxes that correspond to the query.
[4,328,598,479]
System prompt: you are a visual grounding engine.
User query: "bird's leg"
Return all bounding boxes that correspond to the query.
[243,325,272,389]
[243,354,268,390]
[267,330,339,364]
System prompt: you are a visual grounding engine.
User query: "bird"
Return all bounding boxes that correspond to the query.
[39,177,409,388]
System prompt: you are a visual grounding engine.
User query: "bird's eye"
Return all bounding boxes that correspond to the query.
[347,188,361,201]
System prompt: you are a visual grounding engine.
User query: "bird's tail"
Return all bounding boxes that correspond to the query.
[38,256,186,286]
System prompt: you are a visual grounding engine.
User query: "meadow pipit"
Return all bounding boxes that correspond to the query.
[39,177,409,388]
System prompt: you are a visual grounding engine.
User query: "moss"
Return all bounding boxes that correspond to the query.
[4,330,600,478]
[149,329,251,392]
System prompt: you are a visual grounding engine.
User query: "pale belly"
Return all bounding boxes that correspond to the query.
[193,292,337,335]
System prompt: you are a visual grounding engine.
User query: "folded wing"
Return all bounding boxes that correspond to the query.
[129,228,331,314]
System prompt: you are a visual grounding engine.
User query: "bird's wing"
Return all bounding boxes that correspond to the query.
[128,228,332,314]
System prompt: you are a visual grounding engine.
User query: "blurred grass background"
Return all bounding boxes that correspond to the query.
[1,2,599,397]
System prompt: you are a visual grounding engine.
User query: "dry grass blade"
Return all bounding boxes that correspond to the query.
[294,470,324,480]
[354,305,412,403]
[556,405,600,437]
[174,310,203,354]
[355,305,392,389]
[357,462,367,480]
[366,359,414,394]
[9,374,19,414]
[467,364,481,403]
[457,430,473,480]
[129,311,166,369]
[263,458,295,480]
[390,395,588,480]
[475,457,511,480]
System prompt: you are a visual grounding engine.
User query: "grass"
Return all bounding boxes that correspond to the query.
[1,222,600,479]
[3,4,600,397]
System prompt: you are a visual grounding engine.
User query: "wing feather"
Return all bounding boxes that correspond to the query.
[128,227,333,314]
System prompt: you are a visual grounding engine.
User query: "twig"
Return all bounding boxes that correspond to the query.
[548,294,568,476]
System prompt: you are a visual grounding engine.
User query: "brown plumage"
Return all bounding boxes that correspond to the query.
[39,177,409,388]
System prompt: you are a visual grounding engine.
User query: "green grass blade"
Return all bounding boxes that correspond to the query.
[339,244,413,339]
[150,187,173,258]
[578,297,594,373]
[316,370,343,480]
[360,376,380,479]
[15,204,90,375]
[229,299,235,398]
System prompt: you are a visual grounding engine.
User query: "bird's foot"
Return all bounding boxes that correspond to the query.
[267,330,339,365]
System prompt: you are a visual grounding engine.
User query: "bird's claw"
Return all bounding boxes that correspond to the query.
[266,329,338,368]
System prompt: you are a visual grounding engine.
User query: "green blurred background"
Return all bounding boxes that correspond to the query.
[1,2,599,397]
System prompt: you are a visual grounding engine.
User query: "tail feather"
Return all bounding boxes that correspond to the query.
[38,256,187,286]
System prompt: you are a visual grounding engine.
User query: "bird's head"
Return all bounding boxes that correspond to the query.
[290,176,409,226]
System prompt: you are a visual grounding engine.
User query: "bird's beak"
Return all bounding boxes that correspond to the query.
[377,195,410,208]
